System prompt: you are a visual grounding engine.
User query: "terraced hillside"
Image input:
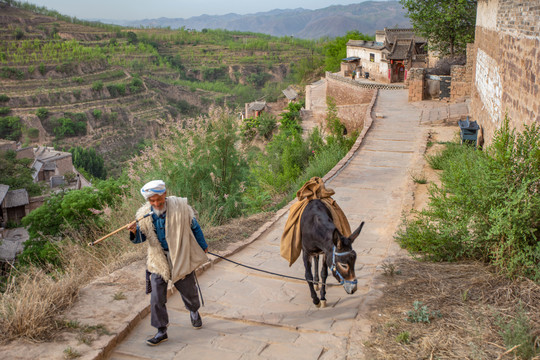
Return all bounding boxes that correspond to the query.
[0,3,322,176]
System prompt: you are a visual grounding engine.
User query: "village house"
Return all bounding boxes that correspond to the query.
[0,146,92,227]
[29,146,91,188]
[282,86,299,103]
[0,186,29,227]
[344,28,428,83]
[244,101,267,119]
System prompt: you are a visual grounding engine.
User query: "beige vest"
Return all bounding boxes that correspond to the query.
[136,196,208,285]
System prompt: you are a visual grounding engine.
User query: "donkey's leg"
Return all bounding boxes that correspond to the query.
[313,255,320,291]
[303,252,320,307]
[319,255,328,308]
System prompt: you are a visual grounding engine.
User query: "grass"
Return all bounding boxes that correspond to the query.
[497,304,538,359]
[409,170,427,184]
[112,291,126,300]
[0,195,145,343]
[63,346,81,359]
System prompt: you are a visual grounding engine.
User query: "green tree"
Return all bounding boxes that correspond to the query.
[69,146,107,179]
[0,116,22,140]
[0,150,42,196]
[400,0,477,56]
[324,31,373,72]
[20,179,127,266]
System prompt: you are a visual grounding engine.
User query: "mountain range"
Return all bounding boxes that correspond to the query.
[101,1,410,39]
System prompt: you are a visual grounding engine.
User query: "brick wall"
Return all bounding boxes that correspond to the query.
[471,0,540,145]
[407,68,425,102]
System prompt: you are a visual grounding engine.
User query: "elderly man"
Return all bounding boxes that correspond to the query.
[128,180,209,346]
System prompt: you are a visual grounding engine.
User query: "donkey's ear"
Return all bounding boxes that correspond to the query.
[348,221,365,243]
[332,229,343,249]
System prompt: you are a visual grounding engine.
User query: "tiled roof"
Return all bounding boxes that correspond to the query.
[0,184,9,204]
[4,189,29,208]
[346,40,385,50]
[388,39,413,60]
[282,88,298,101]
[43,162,56,171]
[248,102,266,111]
[384,28,426,43]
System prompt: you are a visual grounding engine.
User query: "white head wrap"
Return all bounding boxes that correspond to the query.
[140,180,166,200]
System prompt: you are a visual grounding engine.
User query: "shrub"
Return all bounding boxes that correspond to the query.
[1,67,24,80]
[129,108,249,225]
[257,113,277,139]
[0,94,10,102]
[107,83,125,97]
[92,109,102,119]
[51,116,86,139]
[35,107,49,120]
[14,27,24,40]
[27,127,39,139]
[497,304,538,359]
[38,62,46,75]
[0,116,22,140]
[241,117,259,141]
[91,80,103,91]
[406,301,432,323]
[0,107,11,115]
[397,118,540,281]
[129,77,144,93]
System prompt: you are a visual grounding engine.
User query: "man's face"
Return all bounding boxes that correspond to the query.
[148,192,167,211]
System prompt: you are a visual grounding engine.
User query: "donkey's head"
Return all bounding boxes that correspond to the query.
[330,221,364,294]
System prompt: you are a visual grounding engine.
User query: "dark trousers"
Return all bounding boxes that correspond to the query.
[150,271,200,330]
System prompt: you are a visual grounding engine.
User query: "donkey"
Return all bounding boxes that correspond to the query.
[300,199,364,308]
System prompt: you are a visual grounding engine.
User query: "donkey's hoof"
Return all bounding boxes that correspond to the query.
[314,284,320,291]
[320,300,327,308]
[315,300,321,308]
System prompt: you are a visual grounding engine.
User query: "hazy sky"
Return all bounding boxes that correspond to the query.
[24,0,374,20]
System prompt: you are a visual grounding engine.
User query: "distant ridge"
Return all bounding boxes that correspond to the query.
[101,1,410,39]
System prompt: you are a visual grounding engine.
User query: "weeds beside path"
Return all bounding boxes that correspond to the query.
[363,124,540,359]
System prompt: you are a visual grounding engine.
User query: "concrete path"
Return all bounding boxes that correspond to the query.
[107,90,426,360]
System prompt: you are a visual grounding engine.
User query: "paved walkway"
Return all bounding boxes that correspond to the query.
[108,90,427,360]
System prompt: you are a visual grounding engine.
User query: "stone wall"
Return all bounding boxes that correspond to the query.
[407,68,426,102]
[450,43,476,101]
[325,75,375,133]
[471,0,540,144]
[337,104,370,133]
[326,75,375,106]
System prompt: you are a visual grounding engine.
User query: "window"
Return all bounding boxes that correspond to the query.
[370,53,375,62]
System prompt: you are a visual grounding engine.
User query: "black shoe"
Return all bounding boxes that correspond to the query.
[146,332,168,346]
[190,311,202,329]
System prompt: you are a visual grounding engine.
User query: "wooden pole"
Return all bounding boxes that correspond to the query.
[88,211,153,246]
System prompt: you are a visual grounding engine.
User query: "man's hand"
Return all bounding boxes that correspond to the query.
[127,221,137,234]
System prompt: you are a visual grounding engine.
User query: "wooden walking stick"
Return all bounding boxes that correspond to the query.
[88,211,153,246]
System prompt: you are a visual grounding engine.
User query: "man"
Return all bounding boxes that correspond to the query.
[128,180,209,346]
